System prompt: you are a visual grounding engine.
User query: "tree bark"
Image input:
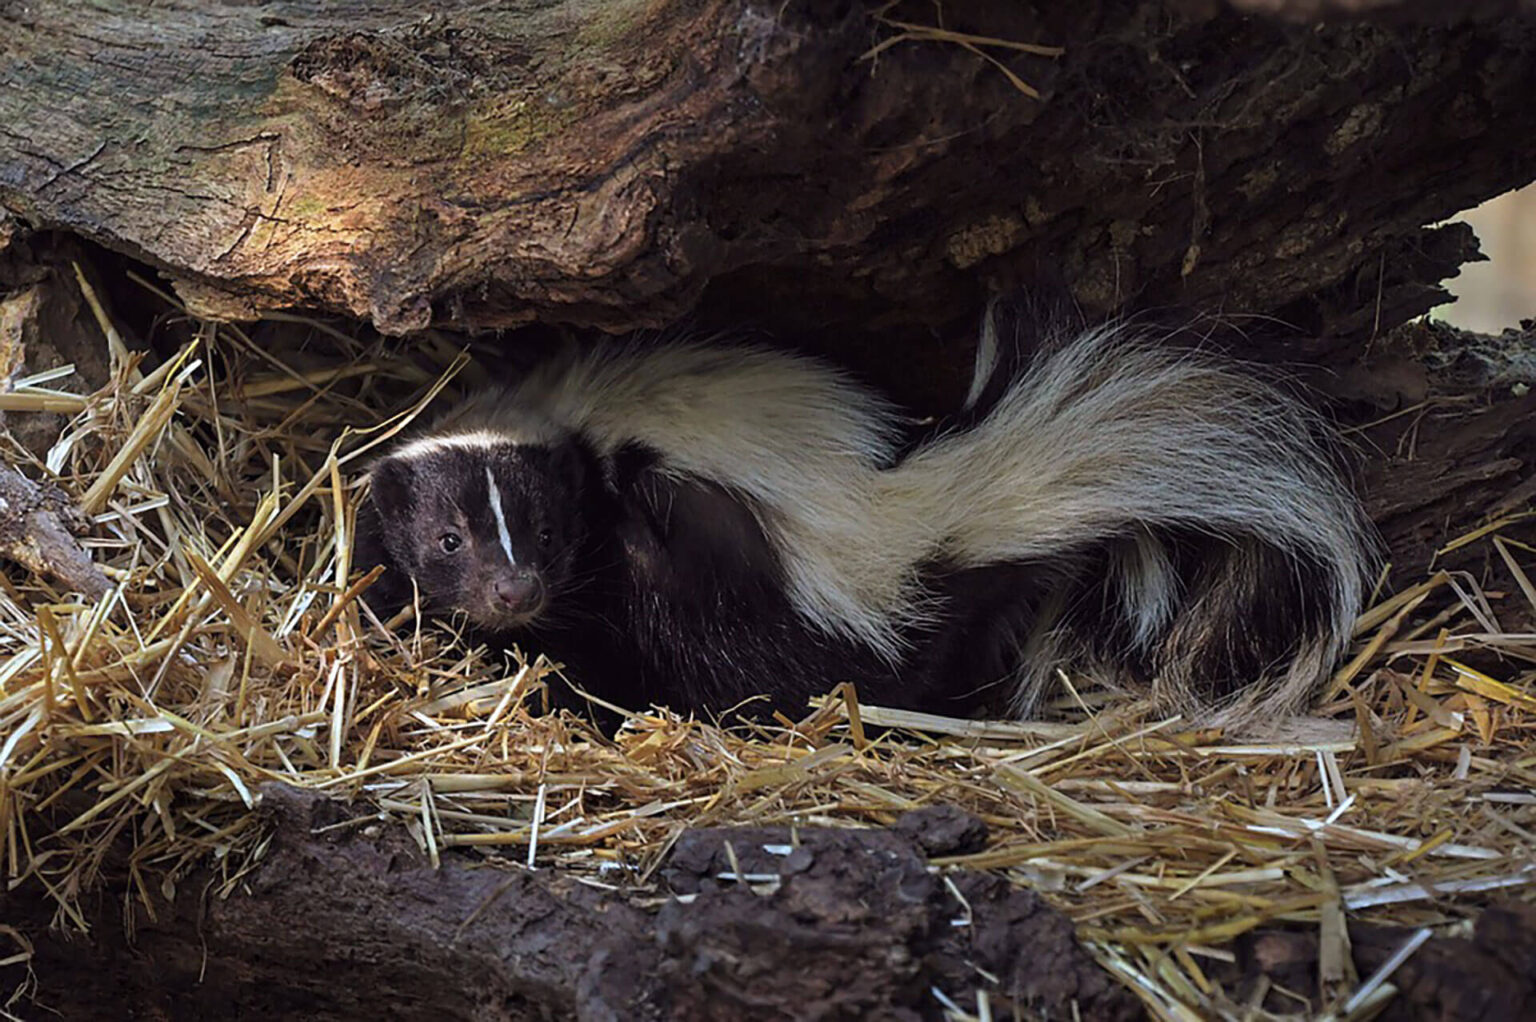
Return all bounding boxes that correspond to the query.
[8,787,1533,1020]
[1223,903,1536,1021]
[2,1,1534,353]
[1,789,1140,1021]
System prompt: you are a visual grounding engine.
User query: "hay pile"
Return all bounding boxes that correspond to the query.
[1,272,1533,1020]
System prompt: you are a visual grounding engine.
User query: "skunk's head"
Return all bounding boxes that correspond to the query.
[366,433,592,631]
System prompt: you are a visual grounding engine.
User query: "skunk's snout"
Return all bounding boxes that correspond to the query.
[493,571,546,617]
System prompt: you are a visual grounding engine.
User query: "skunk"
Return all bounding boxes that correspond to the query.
[355,302,1374,727]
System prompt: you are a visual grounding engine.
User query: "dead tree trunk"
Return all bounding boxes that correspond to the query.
[3,791,1141,1022]
[2,0,1534,350]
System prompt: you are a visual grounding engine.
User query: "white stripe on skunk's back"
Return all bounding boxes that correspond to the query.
[417,325,1370,686]
[434,339,921,657]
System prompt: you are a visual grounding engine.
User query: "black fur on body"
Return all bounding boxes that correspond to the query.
[355,302,1374,727]
[357,438,917,716]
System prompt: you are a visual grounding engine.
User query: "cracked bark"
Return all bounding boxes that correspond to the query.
[0,1,1532,361]
[1,790,1142,1022]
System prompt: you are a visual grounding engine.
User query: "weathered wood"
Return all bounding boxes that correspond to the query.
[0,281,110,597]
[1332,321,1536,588]
[1220,903,1536,1020]
[2,1,1534,353]
[0,463,108,598]
[1,789,1140,1021]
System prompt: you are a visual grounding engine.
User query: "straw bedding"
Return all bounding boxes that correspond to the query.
[0,269,1533,1020]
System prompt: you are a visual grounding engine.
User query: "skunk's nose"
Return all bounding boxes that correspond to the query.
[493,573,545,615]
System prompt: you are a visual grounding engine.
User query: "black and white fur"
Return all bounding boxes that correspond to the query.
[356,303,1374,727]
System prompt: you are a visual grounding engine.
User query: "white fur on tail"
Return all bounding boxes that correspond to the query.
[888,321,1373,723]
[431,339,916,658]
[418,319,1370,722]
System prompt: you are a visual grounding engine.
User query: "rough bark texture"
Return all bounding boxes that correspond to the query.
[1,0,1534,363]
[0,463,108,598]
[1224,902,1536,1020]
[1335,321,1536,587]
[1,789,1140,1021]
[8,788,1534,1020]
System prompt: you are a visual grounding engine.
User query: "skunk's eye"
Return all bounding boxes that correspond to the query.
[439,532,463,553]
[538,528,553,549]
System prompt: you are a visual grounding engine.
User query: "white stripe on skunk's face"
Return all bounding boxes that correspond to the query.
[366,436,592,631]
[484,464,518,568]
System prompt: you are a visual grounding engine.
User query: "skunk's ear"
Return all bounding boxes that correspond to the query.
[367,456,415,519]
[606,441,658,494]
[542,439,580,485]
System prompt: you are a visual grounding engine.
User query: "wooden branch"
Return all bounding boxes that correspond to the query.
[0,463,109,598]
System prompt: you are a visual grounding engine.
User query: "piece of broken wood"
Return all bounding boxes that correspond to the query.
[0,462,109,598]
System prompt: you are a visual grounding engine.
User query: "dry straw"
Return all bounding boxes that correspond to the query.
[0,271,1532,1020]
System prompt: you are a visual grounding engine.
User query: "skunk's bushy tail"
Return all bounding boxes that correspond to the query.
[891,301,1375,726]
